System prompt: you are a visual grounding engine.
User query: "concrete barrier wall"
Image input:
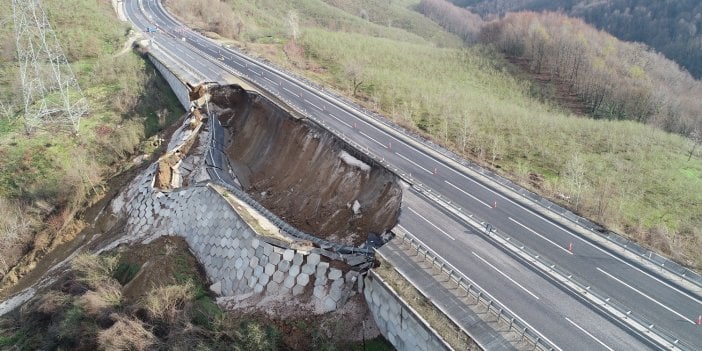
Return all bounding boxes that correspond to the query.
[364,270,452,351]
[148,54,191,110]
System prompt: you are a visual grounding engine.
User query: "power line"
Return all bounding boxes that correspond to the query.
[12,0,88,133]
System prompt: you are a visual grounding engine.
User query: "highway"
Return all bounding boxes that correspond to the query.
[125,1,701,349]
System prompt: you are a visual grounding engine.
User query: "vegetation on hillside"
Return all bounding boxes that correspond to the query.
[420,0,702,136]
[0,0,182,281]
[166,0,702,268]
[0,238,282,350]
[0,237,391,350]
[450,0,702,80]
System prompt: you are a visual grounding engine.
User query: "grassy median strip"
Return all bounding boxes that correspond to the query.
[373,255,481,351]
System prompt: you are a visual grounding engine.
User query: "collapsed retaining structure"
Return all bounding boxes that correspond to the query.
[124,49,451,349]
[106,89,373,311]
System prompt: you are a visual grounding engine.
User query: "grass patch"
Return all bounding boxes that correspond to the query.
[0,329,28,347]
[373,256,477,350]
[112,262,141,286]
[0,0,184,278]
[166,0,702,267]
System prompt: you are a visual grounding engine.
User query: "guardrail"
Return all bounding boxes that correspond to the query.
[191,54,692,350]
[202,108,375,260]
[413,184,694,351]
[188,27,702,290]
[392,227,556,351]
[136,5,698,347]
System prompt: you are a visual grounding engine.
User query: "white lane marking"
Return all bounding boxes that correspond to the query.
[406,207,455,240]
[509,217,573,255]
[329,113,352,128]
[304,98,323,111]
[263,76,277,85]
[251,69,262,76]
[282,86,300,97]
[184,52,195,60]
[444,181,492,208]
[395,224,563,351]
[442,156,702,305]
[231,60,243,67]
[549,224,702,305]
[146,0,700,311]
[472,252,540,300]
[359,131,387,149]
[596,267,695,324]
[396,152,434,175]
[565,317,615,351]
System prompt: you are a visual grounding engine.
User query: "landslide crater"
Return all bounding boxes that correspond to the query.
[210,85,402,246]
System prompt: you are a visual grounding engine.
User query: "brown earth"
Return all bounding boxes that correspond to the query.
[210,85,402,246]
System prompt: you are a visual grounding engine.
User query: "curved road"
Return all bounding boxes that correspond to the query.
[124,1,701,349]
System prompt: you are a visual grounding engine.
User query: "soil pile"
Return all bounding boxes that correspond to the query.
[210,85,401,246]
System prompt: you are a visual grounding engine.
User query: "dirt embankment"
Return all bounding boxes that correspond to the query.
[210,86,401,246]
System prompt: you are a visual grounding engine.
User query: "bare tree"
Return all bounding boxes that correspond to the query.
[689,128,702,161]
[564,153,588,209]
[344,60,365,97]
[0,101,13,119]
[286,10,300,43]
[0,198,31,274]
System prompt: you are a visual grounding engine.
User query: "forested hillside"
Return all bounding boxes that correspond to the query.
[450,0,702,79]
[419,0,702,136]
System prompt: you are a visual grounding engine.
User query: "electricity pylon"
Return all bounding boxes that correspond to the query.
[12,0,88,133]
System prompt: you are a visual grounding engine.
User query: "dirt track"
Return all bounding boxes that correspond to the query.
[211,86,401,246]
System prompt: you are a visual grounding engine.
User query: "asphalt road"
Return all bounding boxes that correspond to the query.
[124,1,702,349]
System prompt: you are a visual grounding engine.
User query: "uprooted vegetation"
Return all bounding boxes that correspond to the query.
[0,237,391,350]
[210,85,402,246]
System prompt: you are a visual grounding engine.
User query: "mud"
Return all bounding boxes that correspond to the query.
[210,85,402,246]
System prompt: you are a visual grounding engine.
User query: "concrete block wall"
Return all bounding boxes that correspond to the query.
[107,114,358,312]
[364,271,451,351]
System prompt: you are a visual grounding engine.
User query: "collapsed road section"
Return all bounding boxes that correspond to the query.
[209,85,402,248]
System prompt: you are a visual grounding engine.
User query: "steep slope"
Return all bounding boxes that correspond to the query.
[212,86,401,246]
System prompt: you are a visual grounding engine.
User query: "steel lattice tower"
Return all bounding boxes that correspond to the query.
[12,0,88,133]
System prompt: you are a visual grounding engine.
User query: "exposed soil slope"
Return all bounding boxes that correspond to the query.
[211,86,401,246]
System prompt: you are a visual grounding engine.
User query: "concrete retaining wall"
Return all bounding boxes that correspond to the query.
[149,54,191,110]
[364,270,452,351]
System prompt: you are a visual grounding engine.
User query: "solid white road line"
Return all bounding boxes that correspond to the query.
[509,217,573,255]
[471,252,540,300]
[282,86,300,97]
[596,267,695,324]
[150,0,700,314]
[565,317,615,351]
[263,76,277,85]
[396,152,434,175]
[304,98,323,111]
[231,60,243,67]
[394,226,563,351]
[329,113,352,128]
[548,221,702,305]
[406,207,455,240]
[442,154,701,305]
[359,131,387,149]
[444,180,492,208]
